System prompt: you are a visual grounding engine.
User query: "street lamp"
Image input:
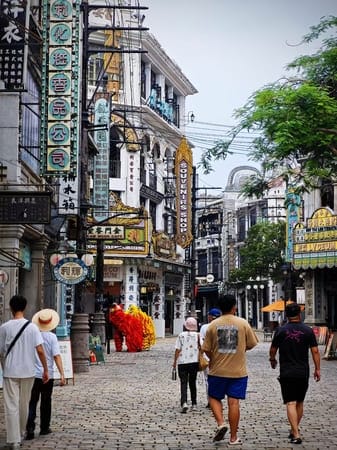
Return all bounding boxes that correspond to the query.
[246,277,265,329]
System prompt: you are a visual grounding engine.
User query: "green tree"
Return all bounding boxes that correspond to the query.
[199,16,337,198]
[229,221,286,283]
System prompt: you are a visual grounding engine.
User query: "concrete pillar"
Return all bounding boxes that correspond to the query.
[70,313,90,373]
[26,237,50,318]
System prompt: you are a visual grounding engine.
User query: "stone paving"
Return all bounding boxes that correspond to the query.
[1,331,337,449]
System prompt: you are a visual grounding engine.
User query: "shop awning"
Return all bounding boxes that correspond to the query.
[0,249,25,267]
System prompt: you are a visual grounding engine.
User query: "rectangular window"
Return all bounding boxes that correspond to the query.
[20,70,40,173]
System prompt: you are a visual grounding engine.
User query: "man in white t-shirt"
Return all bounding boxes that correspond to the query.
[0,295,49,450]
[26,308,65,440]
[199,308,221,407]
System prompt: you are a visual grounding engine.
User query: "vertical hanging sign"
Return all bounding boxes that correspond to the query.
[40,0,81,214]
[93,95,110,222]
[175,137,193,248]
[0,0,30,90]
[40,0,80,178]
[285,188,301,262]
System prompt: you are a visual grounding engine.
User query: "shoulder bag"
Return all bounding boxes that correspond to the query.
[198,334,209,371]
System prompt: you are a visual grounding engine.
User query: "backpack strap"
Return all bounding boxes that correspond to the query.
[5,320,31,357]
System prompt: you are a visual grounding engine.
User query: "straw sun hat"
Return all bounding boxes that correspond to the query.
[32,308,60,332]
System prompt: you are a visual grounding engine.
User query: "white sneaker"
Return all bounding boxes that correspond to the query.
[181,402,188,413]
[190,404,197,411]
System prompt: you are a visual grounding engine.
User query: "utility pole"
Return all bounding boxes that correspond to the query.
[69,1,148,372]
[190,166,222,321]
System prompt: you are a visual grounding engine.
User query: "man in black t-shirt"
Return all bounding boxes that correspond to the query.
[269,302,320,445]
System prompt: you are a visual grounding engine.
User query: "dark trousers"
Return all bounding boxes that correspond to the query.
[26,378,54,433]
[177,362,198,406]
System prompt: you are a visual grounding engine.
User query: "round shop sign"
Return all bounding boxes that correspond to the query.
[53,257,89,285]
[206,274,214,283]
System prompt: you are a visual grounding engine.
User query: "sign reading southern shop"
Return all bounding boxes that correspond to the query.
[293,207,337,269]
[175,138,193,248]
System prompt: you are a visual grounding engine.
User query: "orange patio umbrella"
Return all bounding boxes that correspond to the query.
[261,300,305,312]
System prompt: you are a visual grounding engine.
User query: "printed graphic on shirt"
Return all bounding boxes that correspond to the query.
[217,325,238,354]
[285,329,305,343]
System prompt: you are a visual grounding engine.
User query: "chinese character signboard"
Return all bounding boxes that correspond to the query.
[175,138,193,248]
[285,189,301,262]
[293,207,337,269]
[93,96,110,222]
[40,0,80,181]
[53,257,89,284]
[0,192,51,224]
[0,0,30,90]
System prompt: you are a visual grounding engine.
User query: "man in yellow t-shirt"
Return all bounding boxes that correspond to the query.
[202,294,258,445]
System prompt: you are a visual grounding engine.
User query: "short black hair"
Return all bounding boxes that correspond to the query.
[218,294,236,314]
[9,295,27,313]
[285,302,301,318]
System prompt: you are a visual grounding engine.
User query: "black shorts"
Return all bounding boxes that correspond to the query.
[278,377,309,404]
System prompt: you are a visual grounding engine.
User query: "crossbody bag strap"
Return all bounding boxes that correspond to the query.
[5,320,31,357]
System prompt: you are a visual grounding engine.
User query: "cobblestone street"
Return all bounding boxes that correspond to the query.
[1,332,336,449]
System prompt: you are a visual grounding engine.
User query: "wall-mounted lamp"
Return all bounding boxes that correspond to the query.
[187,111,195,123]
[168,288,174,296]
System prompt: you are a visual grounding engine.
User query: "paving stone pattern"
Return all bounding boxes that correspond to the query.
[0,332,337,449]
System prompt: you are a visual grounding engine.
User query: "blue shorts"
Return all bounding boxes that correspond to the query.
[208,375,248,400]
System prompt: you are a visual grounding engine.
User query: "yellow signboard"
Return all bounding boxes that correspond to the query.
[293,207,337,269]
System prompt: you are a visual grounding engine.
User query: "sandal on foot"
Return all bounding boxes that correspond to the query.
[213,424,228,442]
[228,438,242,445]
[290,437,302,444]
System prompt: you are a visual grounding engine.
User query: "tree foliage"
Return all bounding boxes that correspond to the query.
[199,15,337,198]
[228,221,286,283]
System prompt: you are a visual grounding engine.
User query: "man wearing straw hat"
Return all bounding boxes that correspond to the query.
[25,308,65,440]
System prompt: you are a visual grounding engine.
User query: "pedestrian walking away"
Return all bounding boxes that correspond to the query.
[269,302,321,445]
[202,294,258,445]
[0,295,49,450]
[199,308,221,408]
[172,317,199,413]
[26,308,66,440]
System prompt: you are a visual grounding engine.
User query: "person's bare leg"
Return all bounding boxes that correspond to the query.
[286,401,300,438]
[227,397,240,442]
[209,396,224,426]
[296,401,304,429]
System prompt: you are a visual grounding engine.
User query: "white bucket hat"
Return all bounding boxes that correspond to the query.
[32,308,60,332]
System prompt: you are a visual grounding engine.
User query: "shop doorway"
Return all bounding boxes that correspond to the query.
[327,293,337,330]
[165,298,174,334]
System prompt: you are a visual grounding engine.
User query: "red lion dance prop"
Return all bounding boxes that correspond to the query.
[109,304,143,352]
[109,304,156,352]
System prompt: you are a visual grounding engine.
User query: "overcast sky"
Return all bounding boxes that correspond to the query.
[142,0,337,188]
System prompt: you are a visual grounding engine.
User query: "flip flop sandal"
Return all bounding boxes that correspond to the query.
[228,438,243,445]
